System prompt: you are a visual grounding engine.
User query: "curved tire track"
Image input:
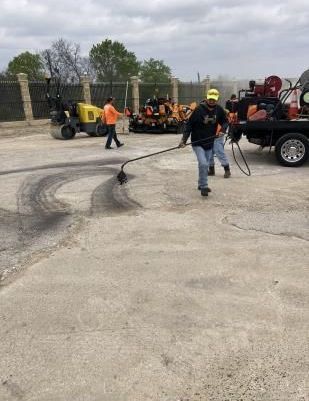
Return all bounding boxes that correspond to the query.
[1,159,142,284]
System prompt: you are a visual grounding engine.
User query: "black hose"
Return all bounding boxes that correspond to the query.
[226,127,251,176]
[231,140,251,176]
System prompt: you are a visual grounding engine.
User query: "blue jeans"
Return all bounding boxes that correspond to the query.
[209,135,229,167]
[193,146,213,189]
[105,124,120,148]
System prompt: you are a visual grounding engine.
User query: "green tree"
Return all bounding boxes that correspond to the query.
[7,51,44,80]
[89,39,139,82]
[139,58,171,83]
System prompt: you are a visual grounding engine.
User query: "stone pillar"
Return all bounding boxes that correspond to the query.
[232,79,238,96]
[130,76,140,114]
[80,75,91,104]
[204,75,211,93]
[171,76,179,103]
[17,73,33,121]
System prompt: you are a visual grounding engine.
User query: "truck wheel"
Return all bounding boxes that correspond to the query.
[275,133,309,166]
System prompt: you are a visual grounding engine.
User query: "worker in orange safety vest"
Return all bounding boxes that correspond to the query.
[103,97,124,149]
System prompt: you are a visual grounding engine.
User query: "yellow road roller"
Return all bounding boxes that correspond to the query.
[50,102,107,140]
[46,77,107,140]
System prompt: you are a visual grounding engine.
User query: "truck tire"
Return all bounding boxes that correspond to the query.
[275,133,309,166]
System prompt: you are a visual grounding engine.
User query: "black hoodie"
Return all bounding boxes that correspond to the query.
[182,101,228,149]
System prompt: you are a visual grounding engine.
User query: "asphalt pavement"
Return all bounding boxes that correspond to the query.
[0,127,308,401]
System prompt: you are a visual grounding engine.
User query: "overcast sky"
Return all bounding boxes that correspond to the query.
[0,0,308,81]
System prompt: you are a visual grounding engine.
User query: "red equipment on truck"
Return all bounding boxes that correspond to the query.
[230,69,309,166]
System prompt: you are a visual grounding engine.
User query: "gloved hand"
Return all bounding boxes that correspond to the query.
[178,139,186,148]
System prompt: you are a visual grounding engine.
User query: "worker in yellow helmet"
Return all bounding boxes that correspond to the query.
[179,88,229,196]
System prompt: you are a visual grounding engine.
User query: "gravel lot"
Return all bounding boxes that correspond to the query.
[0,126,308,401]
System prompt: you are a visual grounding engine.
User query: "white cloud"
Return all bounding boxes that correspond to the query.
[0,0,309,80]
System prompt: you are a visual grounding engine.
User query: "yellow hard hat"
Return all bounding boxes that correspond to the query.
[206,88,220,101]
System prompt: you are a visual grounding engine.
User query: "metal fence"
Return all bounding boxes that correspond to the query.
[210,81,236,107]
[29,82,84,119]
[179,81,250,107]
[28,82,49,119]
[0,78,299,123]
[139,83,172,106]
[179,83,205,105]
[90,82,132,111]
[0,81,25,122]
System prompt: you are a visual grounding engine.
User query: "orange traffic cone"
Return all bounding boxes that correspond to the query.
[288,89,299,120]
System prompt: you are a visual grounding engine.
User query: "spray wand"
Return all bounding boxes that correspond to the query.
[117,135,223,184]
[117,126,252,184]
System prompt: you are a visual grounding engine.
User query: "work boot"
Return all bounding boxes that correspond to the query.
[224,165,231,178]
[208,165,215,176]
[200,187,209,197]
[198,186,211,192]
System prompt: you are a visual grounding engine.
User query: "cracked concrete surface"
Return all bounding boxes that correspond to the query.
[224,211,309,242]
[0,128,308,401]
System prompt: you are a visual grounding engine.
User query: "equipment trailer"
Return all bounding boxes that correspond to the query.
[231,70,309,167]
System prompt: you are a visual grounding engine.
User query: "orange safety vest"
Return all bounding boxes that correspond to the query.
[103,104,121,125]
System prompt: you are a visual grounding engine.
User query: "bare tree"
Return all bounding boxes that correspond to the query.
[80,56,96,80]
[0,70,9,80]
[41,38,89,82]
[41,49,56,78]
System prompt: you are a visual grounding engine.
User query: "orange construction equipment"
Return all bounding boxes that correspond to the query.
[247,104,258,119]
[248,109,267,121]
[288,89,299,120]
[145,106,153,116]
[124,107,131,117]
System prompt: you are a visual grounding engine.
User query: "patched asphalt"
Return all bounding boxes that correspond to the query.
[0,127,308,401]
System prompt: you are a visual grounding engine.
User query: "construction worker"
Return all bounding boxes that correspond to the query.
[225,94,238,113]
[104,97,124,149]
[179,88,229,196]
[208,94,232,178]
[208,137,231,178]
